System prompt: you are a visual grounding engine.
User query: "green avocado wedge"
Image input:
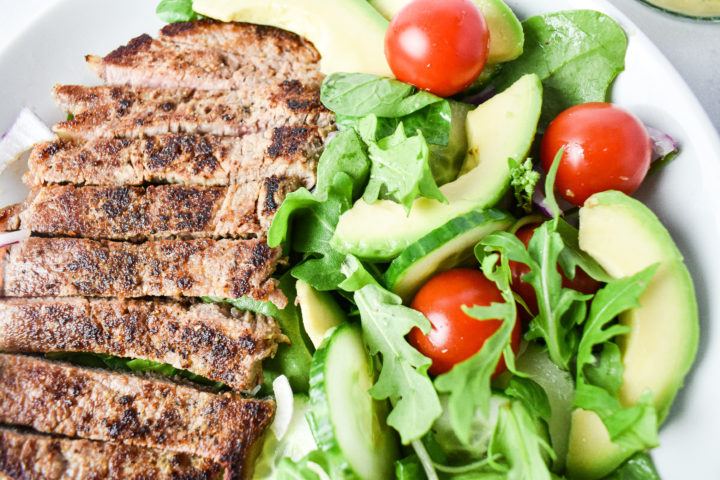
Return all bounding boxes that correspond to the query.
[566,191,699,479]
[332,73,543,261]
[192,0,392,76]
[295,279,345,348]
[369,0,524,64]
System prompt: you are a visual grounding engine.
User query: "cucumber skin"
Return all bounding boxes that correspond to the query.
[384,209,514,299]
[307,323,397,479]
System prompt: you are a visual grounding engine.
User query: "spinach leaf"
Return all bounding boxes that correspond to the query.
[362,124,447,213]
[353,284,441,444]
[603,453,661,480]
[492,10,627,129]
[156,0,199,23]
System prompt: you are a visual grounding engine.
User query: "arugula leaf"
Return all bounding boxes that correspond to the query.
[45,352,224,389]
[573,266,660,452]
[434,250,519,446]
[603,453,661,480]
[508,158,540,213]
[276,448,352,480]
[353,284,441,444]
[156,0,199,23]
[486,400,553,480]
[492,10,627,129]
[338,254,381,292]
[555,218,614,283]
[505,377,551,422]
[322,73,444,118]
[362,125,447,212]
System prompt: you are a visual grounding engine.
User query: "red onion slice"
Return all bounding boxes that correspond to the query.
[0,229,30,247]
[646,125,679,162]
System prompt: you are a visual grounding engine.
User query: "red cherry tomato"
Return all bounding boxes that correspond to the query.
[384,0,490,97]
[408,269,521,377]
[540,102,652,207]
[509,224,601,320]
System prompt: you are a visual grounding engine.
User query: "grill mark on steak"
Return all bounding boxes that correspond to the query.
[0,298,286,391]
[0,354,274,479]
[25,129,320,188]
[0,426,224,480]
[15,180,301,240]
[51,84,333,141]
[0,237,286,307]
[87,23,323,91]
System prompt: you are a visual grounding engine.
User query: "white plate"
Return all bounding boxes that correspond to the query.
[1,0,718,477]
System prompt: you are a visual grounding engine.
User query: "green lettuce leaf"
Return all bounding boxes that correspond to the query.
[603,453,661,480]
[492,10,627,129]
[353,284,441,444]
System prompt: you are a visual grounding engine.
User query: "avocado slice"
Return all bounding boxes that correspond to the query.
[369,0,524,65]
[193,0,392,76]
[295,279,345,348]
[566,190,699,479]
[332,73,542,261]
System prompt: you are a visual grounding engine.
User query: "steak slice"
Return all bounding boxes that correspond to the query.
[14,179,301,240]
[0,298,285,392]
[25,129,321,187]
[87,24,322,90]
[52,82,333,141]
[0,237,286,307]
[0,354,274,480]
[0,427,223,480]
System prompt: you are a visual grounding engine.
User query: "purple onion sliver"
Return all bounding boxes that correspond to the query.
[0,229,30,247]
[461,86,497,106]
[532,190,556,218]
[646,125,678,162]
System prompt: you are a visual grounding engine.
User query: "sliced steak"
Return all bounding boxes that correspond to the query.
[25,129,321,187]
[0,237,286,307]
[0,354,274,479]
[52,82,333,141]
[87,24,322,90]
[0,427,223,480]
[15,179,301,240]
[0,298,285,391]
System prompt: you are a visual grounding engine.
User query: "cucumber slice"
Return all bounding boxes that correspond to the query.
[384,209,514,303]
[308,324,398,479]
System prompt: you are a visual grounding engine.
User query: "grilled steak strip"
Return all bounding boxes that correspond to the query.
[52,82,333,141]
[0,298,285,391]
[14,179,301,240]
[0,354,274,479]
[0,427,223,480]
[0,237,286,307]
[25,129,320,188]
[87,25,322,90]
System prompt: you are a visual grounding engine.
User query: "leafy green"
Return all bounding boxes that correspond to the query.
[338,254,381,292]
[508,158,540,213]
[155,0,199,23]
[505,377,551,422]
[277,448,353,480]
[486,400,553,480]
[353,284,441,444]
[362,124,447,212]
[492,10,627,128]
[555,218,614,283]
[45,352,224,389]
[573,266,660,453]
[268,130,370,291]
[395,455,425,480]
[603,453,661,480]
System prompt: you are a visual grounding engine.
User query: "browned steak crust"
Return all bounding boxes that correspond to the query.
[52,83,333,141]
[87,23,322,90]
[16,179,301,240]
[0,298,285,391]
[0,354,274,479]
[25,129,321,187]
[0,237,286,307]
[0,427,223,480]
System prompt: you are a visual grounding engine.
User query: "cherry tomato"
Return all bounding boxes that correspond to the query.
[408,269,521,377]
[384,0,490,97]
[509,224,601,320]
[540,102,652,207]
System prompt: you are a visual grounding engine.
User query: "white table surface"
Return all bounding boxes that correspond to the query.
[1,0,719,134]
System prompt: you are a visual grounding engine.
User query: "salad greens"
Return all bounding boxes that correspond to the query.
[156,0,199,23]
